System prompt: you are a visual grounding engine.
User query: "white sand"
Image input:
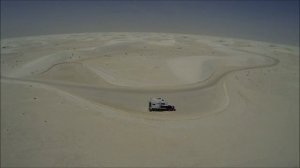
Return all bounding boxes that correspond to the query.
[1,32,299,167]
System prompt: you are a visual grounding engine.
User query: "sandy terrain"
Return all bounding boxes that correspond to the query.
[1,32,299,167]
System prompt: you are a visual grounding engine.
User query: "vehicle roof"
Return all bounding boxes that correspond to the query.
[150,97,166,103]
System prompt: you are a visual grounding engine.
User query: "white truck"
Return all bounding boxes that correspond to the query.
[148,97,176,111]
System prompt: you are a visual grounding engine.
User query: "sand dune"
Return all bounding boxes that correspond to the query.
[1,32,299,167]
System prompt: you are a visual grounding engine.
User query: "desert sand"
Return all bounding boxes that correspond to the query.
[1,32,299,167]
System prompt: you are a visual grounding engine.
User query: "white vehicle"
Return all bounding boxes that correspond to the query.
[148,97,176,111]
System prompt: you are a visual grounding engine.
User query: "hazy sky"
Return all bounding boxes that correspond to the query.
[1,0,299,45]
